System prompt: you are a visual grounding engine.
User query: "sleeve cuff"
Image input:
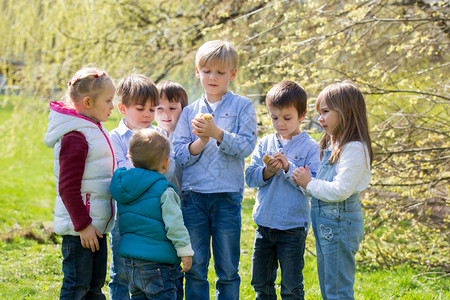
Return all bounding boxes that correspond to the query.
[176,244,194,257]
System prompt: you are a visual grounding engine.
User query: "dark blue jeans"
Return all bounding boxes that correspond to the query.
[60,234,108,300]
[108,223,130,300]
[251,226,307,300]
[182,191,242,300]
[124,259,177,300]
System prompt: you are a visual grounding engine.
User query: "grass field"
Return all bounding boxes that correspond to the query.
[0,96,448,299]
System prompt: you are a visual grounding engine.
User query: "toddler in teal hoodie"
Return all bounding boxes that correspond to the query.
[110,128,193,299]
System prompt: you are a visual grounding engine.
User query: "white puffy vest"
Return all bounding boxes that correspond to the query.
[44,102,115,235]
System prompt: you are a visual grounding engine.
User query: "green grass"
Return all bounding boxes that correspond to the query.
[0,96,448,299]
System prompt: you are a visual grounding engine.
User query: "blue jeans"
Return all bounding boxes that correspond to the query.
[182,191,242,300]
[109,223,184,300]
[60,234,107,300]
[124,259,177,300]
[109,223,130,300]
[251,226,307,300]
[311,195,364,300]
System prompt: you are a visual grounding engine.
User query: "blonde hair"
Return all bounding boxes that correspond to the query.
[156,80,188,109]
[65,66,112,106]
[116,74,159,107]
[195,40,238,71]
[128,129,170,171]
[316,81,373,165]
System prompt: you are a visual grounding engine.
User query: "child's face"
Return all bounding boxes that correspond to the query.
[268,104,305,140]
[119,100,156,130]
[195,63,237,102]
[85,80,115,123]
[317,102,339,137]
[155,93,183,135]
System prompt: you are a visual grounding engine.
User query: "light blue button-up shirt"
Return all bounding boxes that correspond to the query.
[110,118,165,170]
[245,131,320,230]
[173,91,257,195]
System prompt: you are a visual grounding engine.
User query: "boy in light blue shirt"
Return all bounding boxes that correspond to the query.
[245,81,320,299]
[108,74,164,300]
[155,80,189,197]
[172,40,257,300]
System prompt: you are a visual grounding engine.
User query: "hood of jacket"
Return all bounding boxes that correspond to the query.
[111,167,169,204]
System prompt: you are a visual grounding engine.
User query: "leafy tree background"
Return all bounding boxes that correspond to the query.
[1,0,448,271]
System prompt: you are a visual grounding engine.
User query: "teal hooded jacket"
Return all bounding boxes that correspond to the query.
[111,167,180,264]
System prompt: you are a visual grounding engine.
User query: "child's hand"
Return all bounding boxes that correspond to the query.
[262,155,283,180]
[79,224,103,252]
[272,152,289,172]
[191,118,210,142]
[180,256,192,273]
[292,165,312,189]
[191,117,224,142]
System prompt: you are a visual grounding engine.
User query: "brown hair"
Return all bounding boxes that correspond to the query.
[156,80,188,109]
[195,40,238,71]
[65,66,112,106]
[128,129,170,171]
[116,74,159,107]
[316,81,373,165]
[265,81,308,117]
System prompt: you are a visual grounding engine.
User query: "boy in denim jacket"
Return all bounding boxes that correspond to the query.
[172,40,257,300]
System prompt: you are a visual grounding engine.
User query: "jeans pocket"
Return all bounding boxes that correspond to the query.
[140,268,165,295]
[318,202,340,221]
[182,190,192,202]
[224,192,242,207]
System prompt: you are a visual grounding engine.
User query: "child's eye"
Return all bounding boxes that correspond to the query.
[150,109,155,113]
[136,108,144,111]
[156,107,163,111]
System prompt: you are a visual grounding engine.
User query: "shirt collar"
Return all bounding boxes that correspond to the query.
[115,118,158,136]
[115,118,132,136]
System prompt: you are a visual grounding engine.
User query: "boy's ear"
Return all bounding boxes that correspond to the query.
[162,157,170,171]
[299,110,307,121]
[230,68,237,81]
[117,102,127,116]
[195,66,200,79]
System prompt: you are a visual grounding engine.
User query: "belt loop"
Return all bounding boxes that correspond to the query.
[343,198,348,211]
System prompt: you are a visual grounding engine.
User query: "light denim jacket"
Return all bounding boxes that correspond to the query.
[245,132,320,230]
[173,91,257,195]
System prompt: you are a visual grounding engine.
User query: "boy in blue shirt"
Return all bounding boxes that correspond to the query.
[108,74,164,299]
[111,129,194,299]
[172,40,258,300]
[155,80,189,197]
[245,81,320,299]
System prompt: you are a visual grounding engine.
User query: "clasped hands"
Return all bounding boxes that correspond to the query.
[262,153,312,189]
[292,165,312,189]
[191,115,223,143]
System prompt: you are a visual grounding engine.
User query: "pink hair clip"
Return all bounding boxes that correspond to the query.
[94,74,99,78]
